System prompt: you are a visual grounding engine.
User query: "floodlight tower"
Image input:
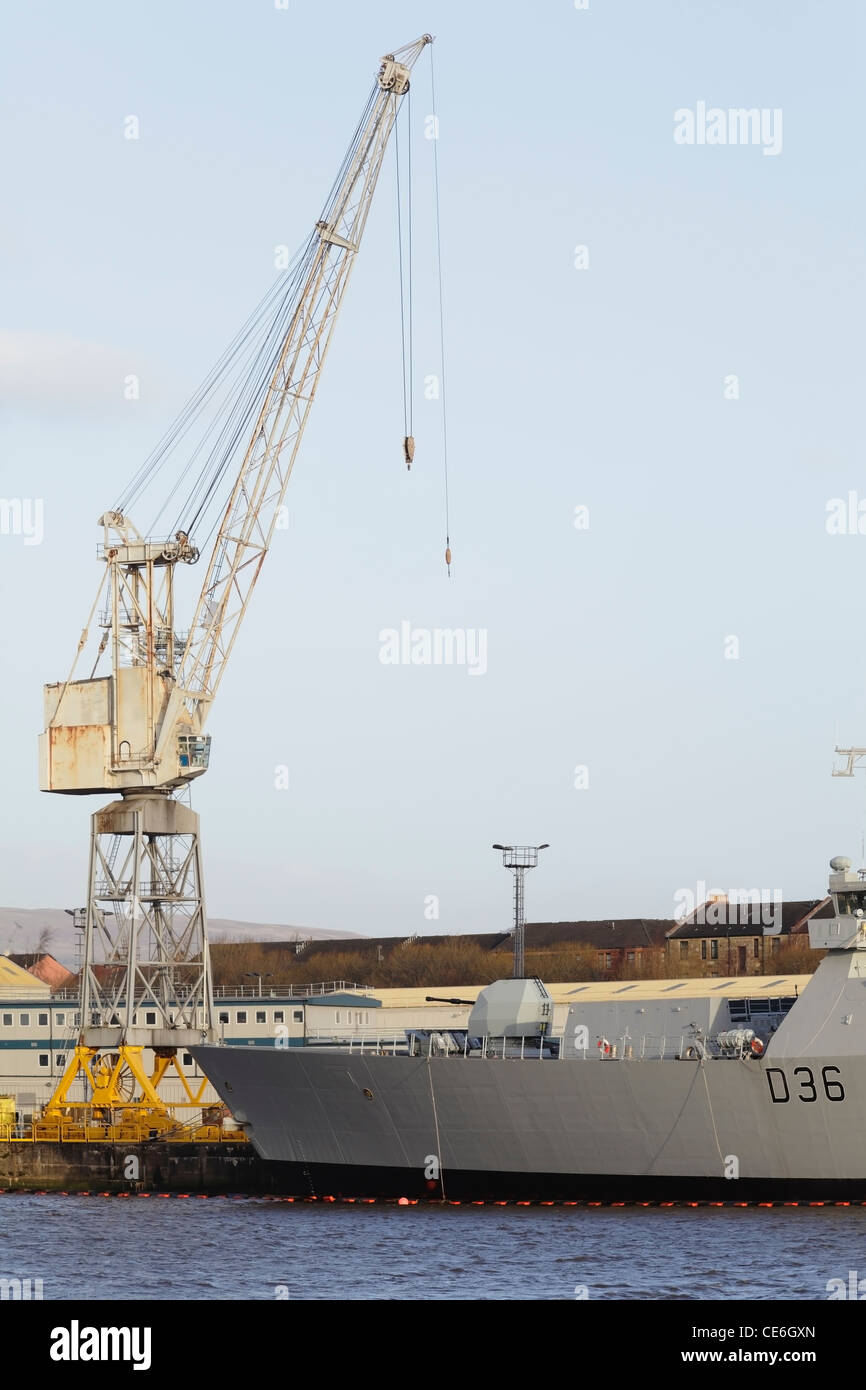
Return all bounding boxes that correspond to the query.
[492,844,549,979]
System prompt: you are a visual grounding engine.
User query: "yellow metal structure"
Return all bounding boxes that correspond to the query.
[38,1043,217,1139]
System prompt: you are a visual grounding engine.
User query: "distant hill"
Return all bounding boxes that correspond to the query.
[0,907,360,967]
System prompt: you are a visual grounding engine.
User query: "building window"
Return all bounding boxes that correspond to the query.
[274,1011,285,1023]
[604,953,613,969]
[710,940,719,960]
[255,1011,266,1024]
[56,1012,65,1026]
[772,937,780,951]
[73,1013,80,1027]
[56,1054,66,1068]
[218,1011,229,1024]
[626,951,635,964]
[293,1010,303,1023]
[182,1053,193,1067]
[335,1011,341,1024]
[701,941,707,960]
[38,1054,48,1067]
[38,1013,48,1027]
[1,1014,12,1027]
[679,941,689,958]
[145,1012,156,1026]
[19,1013,30,1027]
[753,939,760,958]
[236,1011,247,1024]
[597,953,605,968]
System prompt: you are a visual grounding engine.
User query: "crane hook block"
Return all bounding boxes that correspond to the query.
[403,435,415,470]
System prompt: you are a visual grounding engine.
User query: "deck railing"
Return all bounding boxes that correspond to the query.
[50,980,368,1003]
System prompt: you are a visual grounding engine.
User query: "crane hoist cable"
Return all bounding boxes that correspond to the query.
[115,252,305,519]
[169,235,316,545]
[430,44,451,576]
[396,90,414,469]
[114,85,382,548]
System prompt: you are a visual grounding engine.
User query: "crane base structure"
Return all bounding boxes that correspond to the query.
[41,792,216,1134]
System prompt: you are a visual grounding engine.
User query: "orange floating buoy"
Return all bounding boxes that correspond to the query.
[750,1037,764,1056]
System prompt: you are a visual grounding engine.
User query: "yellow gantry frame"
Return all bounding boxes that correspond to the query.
[43,1044,211,1123]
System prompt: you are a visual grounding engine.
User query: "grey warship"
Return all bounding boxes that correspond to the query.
[192,857,866,1200]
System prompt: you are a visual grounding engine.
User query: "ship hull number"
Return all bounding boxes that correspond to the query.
[765,1066,845,1104]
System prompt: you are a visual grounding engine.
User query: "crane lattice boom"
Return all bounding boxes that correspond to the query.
[41,35,431,797]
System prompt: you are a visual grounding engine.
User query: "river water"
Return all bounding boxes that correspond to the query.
[1,1194,864,1300]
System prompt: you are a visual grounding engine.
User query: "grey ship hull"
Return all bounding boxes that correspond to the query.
[191,949,866,1200]
[190,1043,866,1200]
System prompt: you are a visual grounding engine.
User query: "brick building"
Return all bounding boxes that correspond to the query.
[664,896,832,976]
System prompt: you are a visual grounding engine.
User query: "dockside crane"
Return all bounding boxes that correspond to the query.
[38,35,433,1133]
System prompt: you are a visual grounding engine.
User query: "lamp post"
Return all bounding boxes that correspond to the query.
[492,844,549,979]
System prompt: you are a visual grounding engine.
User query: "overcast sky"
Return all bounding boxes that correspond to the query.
[0,0,863,939]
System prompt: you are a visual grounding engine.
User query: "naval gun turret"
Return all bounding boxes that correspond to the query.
[468,978,555,1043]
